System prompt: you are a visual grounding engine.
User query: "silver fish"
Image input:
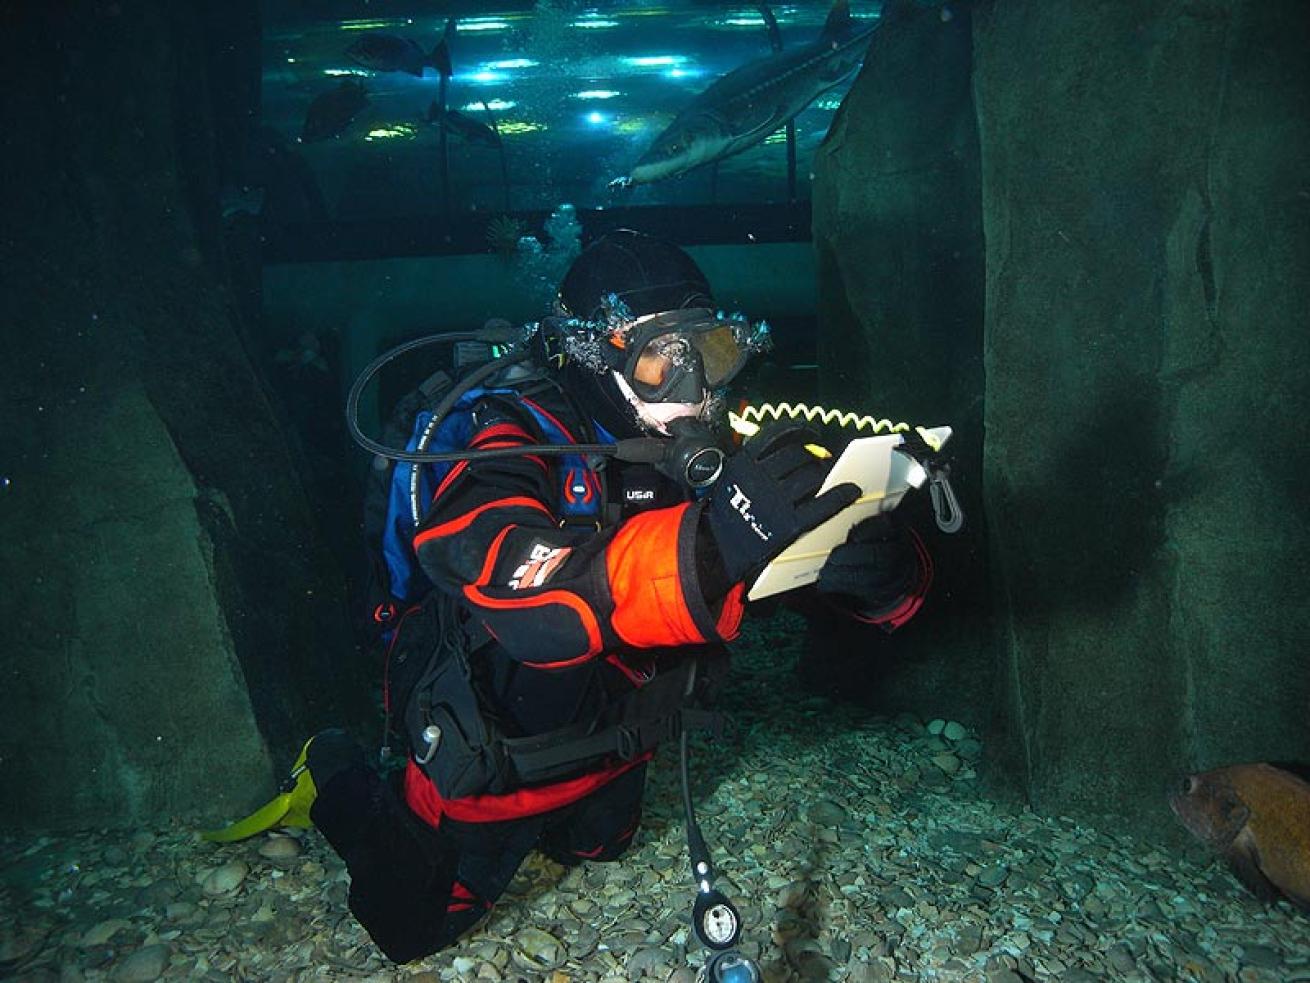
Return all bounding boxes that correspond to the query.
[346,31,452,78]
[426,103,501,149]
[611,0,879,188]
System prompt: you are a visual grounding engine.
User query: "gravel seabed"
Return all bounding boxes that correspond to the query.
[3,612,1308,982]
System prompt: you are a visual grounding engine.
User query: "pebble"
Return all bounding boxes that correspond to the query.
[955,738,984,760]
[956,923,986,954]
[942,721,968,741]
[627,945,672,979]
[1061,871,1094,901]
[111,944,169,982]
[806,799,848,827]
[926,719,946,736]
[134,880,174,909]
[775,881,808,909]
[512,927,564,971]
[1241,945,1283,969]
[81,918,132,947]
[977,865,1009,888]
[1,614,1308,983]
[931,752,962,774]
[0,923,48,966]
[258,835,302,862]
[200,859,247,896]
[452,955,477,974]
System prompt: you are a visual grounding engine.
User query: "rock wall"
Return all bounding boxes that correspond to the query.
[974,0,1310,830]
[808,2,992,728]
[0,3,372,830]
[812,0,1309,838]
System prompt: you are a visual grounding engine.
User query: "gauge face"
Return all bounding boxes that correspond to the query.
[703,902,739,946]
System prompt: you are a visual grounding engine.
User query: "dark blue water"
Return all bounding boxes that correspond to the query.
[260,2,881,219]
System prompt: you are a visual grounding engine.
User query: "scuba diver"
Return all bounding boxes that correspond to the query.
[205,230,934,969]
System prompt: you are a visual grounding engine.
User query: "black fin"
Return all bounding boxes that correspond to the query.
[822,0,853,37]
[429,38,452,78]
[429,19,456,78]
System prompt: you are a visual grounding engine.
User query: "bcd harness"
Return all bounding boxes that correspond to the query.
[382,382,728,804]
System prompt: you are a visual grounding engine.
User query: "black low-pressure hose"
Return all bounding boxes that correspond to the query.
[681,729,712,880]
[344,327,668,466]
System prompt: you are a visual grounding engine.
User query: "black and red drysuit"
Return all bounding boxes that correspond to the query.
[309,379,931,963]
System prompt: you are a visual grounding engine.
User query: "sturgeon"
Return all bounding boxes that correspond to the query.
[610,0,880,187]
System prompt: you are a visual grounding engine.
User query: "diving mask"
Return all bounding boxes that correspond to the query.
[559,299,771,405]
[616,308,755,403]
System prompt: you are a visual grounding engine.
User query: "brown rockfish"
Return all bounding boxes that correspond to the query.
[1168,763,1310,913]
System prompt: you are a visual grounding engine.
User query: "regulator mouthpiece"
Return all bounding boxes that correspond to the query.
[658,418,725,490]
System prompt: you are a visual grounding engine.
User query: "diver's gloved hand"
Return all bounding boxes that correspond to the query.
[703,423,859,584]
[815,513,917,612]
[306,728,366,792]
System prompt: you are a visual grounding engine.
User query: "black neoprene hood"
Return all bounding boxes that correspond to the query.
[557,229,714,321]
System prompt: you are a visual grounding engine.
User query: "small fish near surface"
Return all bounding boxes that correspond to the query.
[301,79,369,143]
[1168,762,1310,913]
[610,0,879,188]
[346,30,452,78]
[427,103,501,149]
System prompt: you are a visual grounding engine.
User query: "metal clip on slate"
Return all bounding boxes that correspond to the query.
[927,463,964,534]
[894,425,964,536]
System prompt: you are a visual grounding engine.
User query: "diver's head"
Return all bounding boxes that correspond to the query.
[550,230,769,438]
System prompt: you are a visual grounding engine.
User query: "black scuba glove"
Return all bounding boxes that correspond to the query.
[815,513,917,613]
[703,423,860,584]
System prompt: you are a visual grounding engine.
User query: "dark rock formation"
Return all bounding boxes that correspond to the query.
[0,2,372,830]
[808,2,991,729]
[974,0,1310,830]
[812,0,1310,838]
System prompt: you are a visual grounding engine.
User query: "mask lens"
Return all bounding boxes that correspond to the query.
[621,310,751,402]
[631,332,692,394]
[692,324,745,387]
[632,337,676,387]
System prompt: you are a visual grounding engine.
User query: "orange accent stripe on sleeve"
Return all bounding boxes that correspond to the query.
[414,497,552,547]
[714,583,746,640]
[605,503,705,648]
